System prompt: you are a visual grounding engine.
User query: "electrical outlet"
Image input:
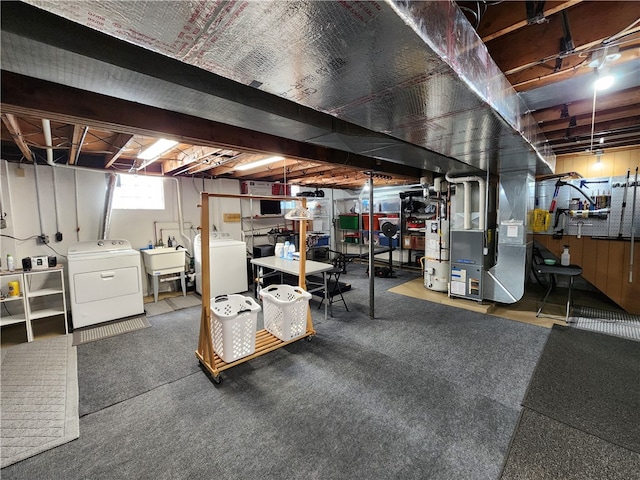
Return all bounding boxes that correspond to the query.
[37,234,50,245]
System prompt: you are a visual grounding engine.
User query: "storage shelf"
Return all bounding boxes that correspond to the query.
[1,295,24,303]
[26,287,63,297]
[29,308,66,320]
[202,328,311,372]
[6,267,69,342]
[1,313,27,326]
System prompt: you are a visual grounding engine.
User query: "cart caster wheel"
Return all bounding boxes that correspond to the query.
[199,361,222,385]
[306,335,314,342]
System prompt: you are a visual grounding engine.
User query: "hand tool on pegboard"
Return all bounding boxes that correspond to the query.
[548,180,562,213]
[618,168,630,239]
[629,166,638,283]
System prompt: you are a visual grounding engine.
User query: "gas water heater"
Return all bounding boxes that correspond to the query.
[424,178,450,292]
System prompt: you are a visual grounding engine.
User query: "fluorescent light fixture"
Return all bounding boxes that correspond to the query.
[594,69,614,90]
[138,138,179,160]
[235,156,284,171]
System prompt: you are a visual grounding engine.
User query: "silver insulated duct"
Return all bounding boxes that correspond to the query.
[4,1,554,177]
[484,170,535,304]
[99,173,117,240]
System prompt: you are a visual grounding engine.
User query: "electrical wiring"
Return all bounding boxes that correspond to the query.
[2,300,12,317]
[42,243,67,259]
[1,234,39,242]
[1,234,66,258]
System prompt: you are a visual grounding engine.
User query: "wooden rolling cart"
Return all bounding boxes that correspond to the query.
[195,192,314,384]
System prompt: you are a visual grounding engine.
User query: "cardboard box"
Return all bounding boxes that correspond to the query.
[271,183,291,196]
[241,181,273,195]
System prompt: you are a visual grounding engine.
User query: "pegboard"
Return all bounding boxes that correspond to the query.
[535,174,639,239]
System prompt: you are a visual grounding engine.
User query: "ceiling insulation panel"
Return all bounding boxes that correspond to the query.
[13,0,555,175]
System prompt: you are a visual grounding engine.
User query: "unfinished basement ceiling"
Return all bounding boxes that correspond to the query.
[1,1,638,185]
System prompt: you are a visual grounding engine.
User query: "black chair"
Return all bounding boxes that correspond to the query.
[318,266,349,316]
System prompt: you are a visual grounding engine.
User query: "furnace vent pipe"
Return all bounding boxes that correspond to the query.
[445,174,486,231]
[433,177,443,195]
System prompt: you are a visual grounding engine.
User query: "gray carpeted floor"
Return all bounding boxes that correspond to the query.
[0,335,79,468]
[2,266,551,479]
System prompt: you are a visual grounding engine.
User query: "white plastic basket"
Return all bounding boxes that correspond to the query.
[259,285,312,341]
[210,294,261,363]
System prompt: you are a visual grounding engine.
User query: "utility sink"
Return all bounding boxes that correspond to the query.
[141,247,186,274]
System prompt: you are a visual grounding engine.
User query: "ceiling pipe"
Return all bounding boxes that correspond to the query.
[41,119,55,166]
[42,118,62,240]
[169,177,191,253]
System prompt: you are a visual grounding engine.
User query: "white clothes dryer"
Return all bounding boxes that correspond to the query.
[67,239,144,329]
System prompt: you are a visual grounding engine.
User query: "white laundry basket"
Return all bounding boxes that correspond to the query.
[260,285,312,341]
[210,294,261,363]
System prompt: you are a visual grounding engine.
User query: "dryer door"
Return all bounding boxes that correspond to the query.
[73,266,141,304]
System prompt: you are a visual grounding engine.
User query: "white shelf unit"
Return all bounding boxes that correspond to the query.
[306,197,333,259]
[240,194,334,257]
[1,271,30,340]
[3,267,69,342]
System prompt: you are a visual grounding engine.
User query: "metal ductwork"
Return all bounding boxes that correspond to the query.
[484,170,534,304]
[2,0,554,178]
[99,173,117,240]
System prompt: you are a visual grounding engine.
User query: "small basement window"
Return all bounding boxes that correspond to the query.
[112,174,165,210]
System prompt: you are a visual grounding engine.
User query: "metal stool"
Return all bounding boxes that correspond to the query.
[318,266,349,316]
[534,263,582,322]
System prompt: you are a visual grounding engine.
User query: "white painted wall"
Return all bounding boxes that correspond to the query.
[0,159,242,296]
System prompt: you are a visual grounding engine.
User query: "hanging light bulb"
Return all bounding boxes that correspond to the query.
[594,67,614,90]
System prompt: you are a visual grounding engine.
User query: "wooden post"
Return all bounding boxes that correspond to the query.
[197,192,214,368]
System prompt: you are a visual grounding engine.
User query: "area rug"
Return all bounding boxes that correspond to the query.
[1,335,79,468]
[72,315,150,346]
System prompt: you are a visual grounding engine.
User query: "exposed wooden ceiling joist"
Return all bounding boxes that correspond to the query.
[1,113,33,162]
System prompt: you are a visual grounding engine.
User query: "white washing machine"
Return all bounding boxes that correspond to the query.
[194,232,248,298]
[67,239,144,329]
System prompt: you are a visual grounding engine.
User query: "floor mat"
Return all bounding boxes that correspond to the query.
[72,315,150,346]
[501,409,640,479]
[571,305,640,341]
[522,325,640,452]
[0,335,79,468]
[165,294,201,310]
